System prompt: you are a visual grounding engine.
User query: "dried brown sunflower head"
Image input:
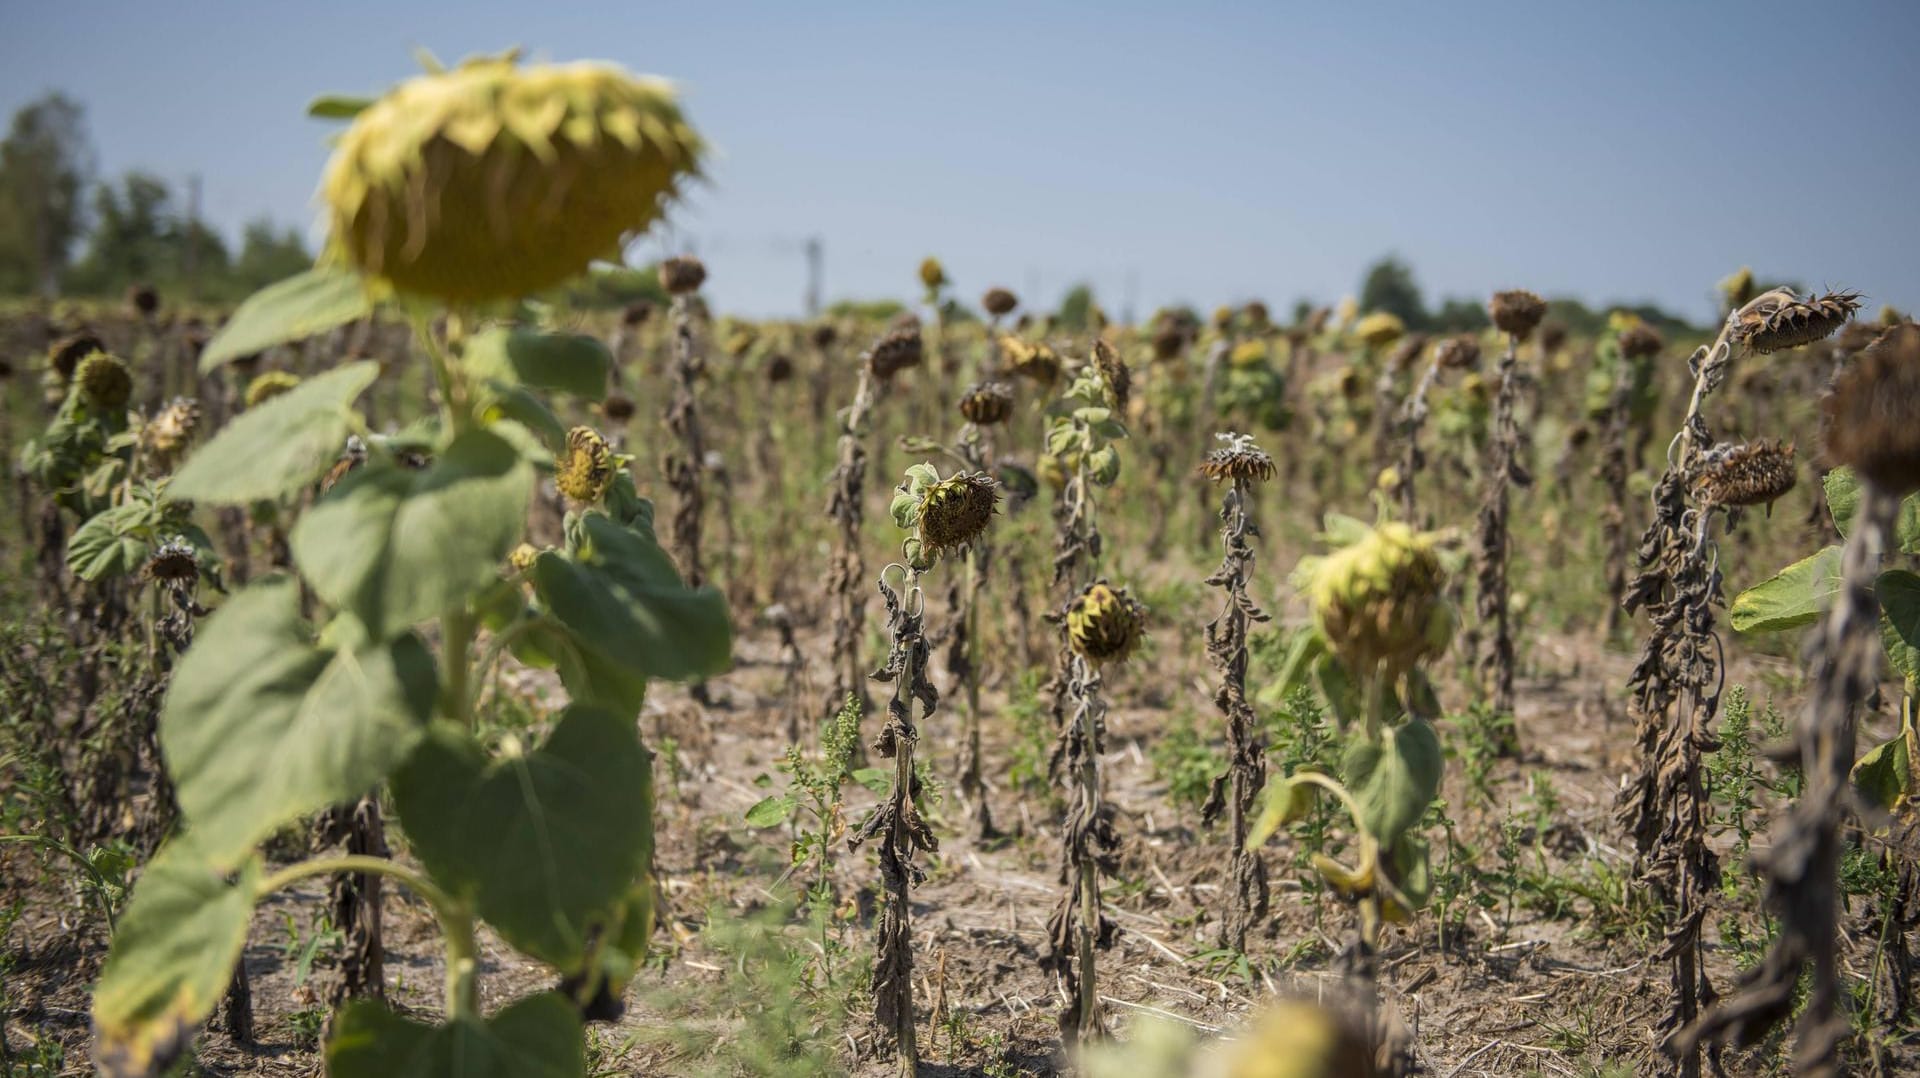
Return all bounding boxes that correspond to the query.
[981,287,1018,317]
[1618,323,1664,360]
[659,256,707,296]
[914,470,999,555]
[1243,300,1272,329]
[1733,287,1861,354]
[1822,324,1920,494]
[621,299,653,327]
[126,283,160,318]
[1694,439,1797,508]
[1489,290,1548,340]
[810,323,837,349]
[556,426,615,503]
[1200,432,1276,484]
[49,332,104,382]
[1092,338,1130,412]
[1066,580,1147,666]
[1434,335,1481,370]
[77,352,133,411]
[1388,333,1429,373]
[1152,324,1187,362]
[1003,336,1061,388]
[958,380,1015,426]
[868,323,925,380]
[144,538,200,584]
[145,397,201,456]
[601,392,636,423]
[765,353,794,384]
[1539,321,1567,355]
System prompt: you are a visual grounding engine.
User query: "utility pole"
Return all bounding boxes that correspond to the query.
[804,235,823,317]
[183,173,202,302]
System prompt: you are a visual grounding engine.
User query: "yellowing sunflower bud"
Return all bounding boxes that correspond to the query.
[556,426,614,504]
[1306,522,1453,675]
[76,352,133,411]
[917,256,947,292]
[1066,581,1147,666]
[1354,311,1404,350]
[1229,339,1268,369]
[1222,1000,1374,1078]
[508,542,541,573]
[322,52,704,302]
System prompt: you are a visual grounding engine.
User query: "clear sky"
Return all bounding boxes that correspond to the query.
[3,1,1916,322]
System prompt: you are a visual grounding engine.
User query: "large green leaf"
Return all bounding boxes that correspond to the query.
[393,707,653,970]
[67,501,153,581]
[292,429,534,641]
[200,267,373,372]
[512,617,652,718]
[1879,569,1920,688]
[168,361,378,504]
[532,512,731,684]
[461,327,611,400]
[1730,545,1844,634]
[92,838,261,1078]
[326,992,583,1078]
[1342,719,1441,850]
[1825,466,1920,552]
[161,578,437,869]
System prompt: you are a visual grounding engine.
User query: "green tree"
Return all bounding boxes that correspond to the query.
[231,220,313,294]
[1358,255,1429,330]
[66,172,232,299]
[1057,282,1098,331]
[0,93,94,297]
[1430,296,1491,332]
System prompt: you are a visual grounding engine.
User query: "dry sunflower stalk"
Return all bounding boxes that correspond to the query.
[1198,432,1276,953]
[1627,288,1857,1077]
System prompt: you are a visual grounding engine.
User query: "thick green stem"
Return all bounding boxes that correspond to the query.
[258,854,476,1020]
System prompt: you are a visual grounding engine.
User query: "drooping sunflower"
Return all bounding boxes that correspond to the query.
[322,51,704,302]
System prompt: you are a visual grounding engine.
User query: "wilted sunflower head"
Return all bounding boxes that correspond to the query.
[1822,323,1920,495]
[1219,999,1375,1078]
[1387,333,1428,373]
[1230,339,1269,369]
[1618,322,1664,360]
[244,370,301,409]
[981,286,1018,317]
[1354,311,1405,350]
[321,51,703,302]
[1003,336,1061,387]
[764,353,795,384]
[144,537,200,585]
[145,397,201,457]
[1243,300,1272,330]
[1719,266,1758,311]
[48,332,104,382]
[1066,581,1148,666]
[620,299,653,326]
[1433,336,1481,370]
[958,380,1015,426]
[1732,287,1862,355]
[809,323,838,350]
[125,283,160,318]
[76,352,133,411]
[659,255,707,296]
[1489,290,1548,340]
[556,425,615,503]
[1694,439,1797,509]
[917,256,947,292]
[1092,338,1131,411]
[913,470,998,556]
[1152,324,1188,362]
[868,323,924,380]
[600,392,636,423]
[1200,431,1276,484]
[1305,521,1453,675]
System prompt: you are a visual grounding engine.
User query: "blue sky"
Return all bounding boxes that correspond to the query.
[4,2,1916,322]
